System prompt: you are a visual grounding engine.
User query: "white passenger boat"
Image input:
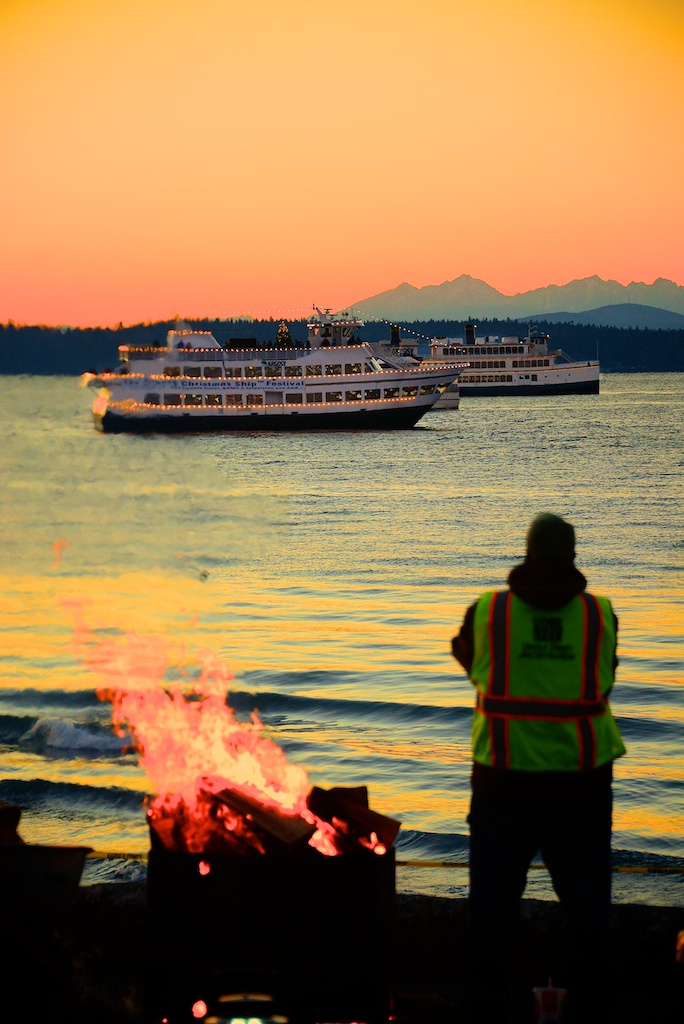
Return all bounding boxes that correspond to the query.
[82,311,462,433]
[426,323,600,404]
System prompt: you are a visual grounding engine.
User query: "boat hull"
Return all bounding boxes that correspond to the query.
[456,377,600,398]
[95,403,431,433]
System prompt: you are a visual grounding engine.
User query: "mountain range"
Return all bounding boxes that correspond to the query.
[349,275,684,325]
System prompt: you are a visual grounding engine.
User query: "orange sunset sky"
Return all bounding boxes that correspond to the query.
[1,0,683,327]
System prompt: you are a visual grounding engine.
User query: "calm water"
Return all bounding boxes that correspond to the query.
[1,373,682,903]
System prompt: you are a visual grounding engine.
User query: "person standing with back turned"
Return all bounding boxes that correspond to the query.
[452,513,626,1024]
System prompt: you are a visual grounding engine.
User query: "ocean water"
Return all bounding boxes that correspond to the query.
[0,372,682,904]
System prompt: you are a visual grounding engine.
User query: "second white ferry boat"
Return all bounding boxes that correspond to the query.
[82,310,462,433]
[426,323,600,405]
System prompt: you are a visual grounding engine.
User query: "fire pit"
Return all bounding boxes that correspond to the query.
[146,785,399,1024]
[69,618,401,1023]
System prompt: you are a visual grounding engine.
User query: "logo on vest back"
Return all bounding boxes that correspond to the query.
[519,616,575,661]
[533,617,563,643]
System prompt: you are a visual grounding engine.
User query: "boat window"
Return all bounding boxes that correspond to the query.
[226,367,242,378]
[264,366,282,378]
[544,359,549,366]
[306,364,322,376]
[384,387,399,398]
[345,389,362,401]
[246,394,263,406]
[326,391,343,402]
[507,375,512,381]
[286,393,304,404]
[402,386,418,398]
[164,394,182,405]
[183,394,203,406]
[532,374,538,381]
[245,366,261,378]
[285,365,303,377]
[306,392,322,403]
[435,382,450,393]
[185,367,201,378]
[145,393,160,404]
[205,394,223,406]
[163,366,181,377]
[364,363,373,373]
[420,384,435,395]
[345,363,362,374]
[325,364,342,375]
[203,367,222,378]
[225,394,243,406]
[364,388,381,400]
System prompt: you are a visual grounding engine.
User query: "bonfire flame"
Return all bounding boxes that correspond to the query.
[66,602,394,856]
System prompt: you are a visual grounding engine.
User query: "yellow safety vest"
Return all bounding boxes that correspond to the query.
[470,590,626,771]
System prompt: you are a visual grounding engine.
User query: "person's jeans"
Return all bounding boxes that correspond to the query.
[465,777,613,1023]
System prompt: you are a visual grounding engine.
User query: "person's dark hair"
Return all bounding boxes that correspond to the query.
[526,513,576,562]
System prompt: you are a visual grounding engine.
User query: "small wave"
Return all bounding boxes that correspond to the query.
[0,714,37,745]
[395,829,470,861]
[81,856,148,886]
[0,777,147,813]
[614,714,684,742]
[227,687,469,729]
[19,717,132,755]
[0,688,102,712]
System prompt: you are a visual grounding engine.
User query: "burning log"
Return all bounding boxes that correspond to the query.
[148,781,400,860]
[148,791,269,856]
[307,784,401,855]
[209,786,317,853]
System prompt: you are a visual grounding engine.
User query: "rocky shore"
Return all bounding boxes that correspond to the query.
[4,882,682,1022]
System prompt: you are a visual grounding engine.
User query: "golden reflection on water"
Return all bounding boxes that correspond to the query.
[2,569,474,700]
[2,557,682,853]
[1,748,137,794]
[613,804,684,843]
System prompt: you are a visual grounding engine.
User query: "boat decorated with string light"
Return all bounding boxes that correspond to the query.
[81,310,462,433]
[425,322,600,404]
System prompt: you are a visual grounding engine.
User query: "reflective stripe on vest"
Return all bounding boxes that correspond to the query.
[485,590,607,771]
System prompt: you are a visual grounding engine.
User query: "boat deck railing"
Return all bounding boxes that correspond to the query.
[121,344,372,363]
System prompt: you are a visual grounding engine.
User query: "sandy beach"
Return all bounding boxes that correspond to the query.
[5,881,682,1023]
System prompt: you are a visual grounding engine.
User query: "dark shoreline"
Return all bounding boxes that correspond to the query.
[10,882,683,1022]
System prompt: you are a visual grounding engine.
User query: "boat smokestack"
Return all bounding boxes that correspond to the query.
[464,323,477,345]
[390,324,401,346]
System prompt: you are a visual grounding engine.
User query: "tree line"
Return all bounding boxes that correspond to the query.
[0,317,682,374]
